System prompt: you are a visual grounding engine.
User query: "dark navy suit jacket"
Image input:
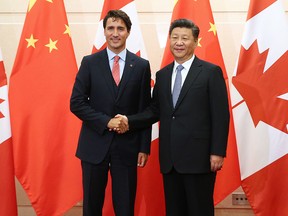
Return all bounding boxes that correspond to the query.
[70,49,151,166]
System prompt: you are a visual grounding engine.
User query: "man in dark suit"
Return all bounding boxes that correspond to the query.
[116,19,230,216]
[70,10,151,216]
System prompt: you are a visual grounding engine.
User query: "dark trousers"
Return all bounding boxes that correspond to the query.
[163,168,216,216]
[81,143,137,216]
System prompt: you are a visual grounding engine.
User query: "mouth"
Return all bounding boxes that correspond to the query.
[110,36,120,42]
[174,48,184,52]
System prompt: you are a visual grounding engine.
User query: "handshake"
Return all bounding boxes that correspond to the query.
[107,114,129,134]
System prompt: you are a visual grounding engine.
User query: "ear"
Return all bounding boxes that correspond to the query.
[194,39,198,47]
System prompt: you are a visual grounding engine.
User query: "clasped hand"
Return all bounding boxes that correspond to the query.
[107,114,129,134]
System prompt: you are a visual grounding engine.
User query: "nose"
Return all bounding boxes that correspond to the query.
[112,29,119,36]
[175,39,183,45]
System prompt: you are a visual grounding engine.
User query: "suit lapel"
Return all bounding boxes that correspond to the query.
[116,51,135,101]
[98,49,117,98]
[164,63,175,110]
[174,57,202,109]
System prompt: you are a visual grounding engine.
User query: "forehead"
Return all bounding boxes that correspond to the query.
[105,17,127,28]
[171,27,193,37]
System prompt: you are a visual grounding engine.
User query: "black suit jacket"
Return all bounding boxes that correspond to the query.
[129,56,230,174]
[70,49,151,166]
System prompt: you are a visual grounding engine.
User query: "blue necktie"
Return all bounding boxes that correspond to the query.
[172,65,184,107]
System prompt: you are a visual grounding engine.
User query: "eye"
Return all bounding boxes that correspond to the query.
[118,27,125,32]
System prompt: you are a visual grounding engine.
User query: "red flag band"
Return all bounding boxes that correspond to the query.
[0,48,17,216]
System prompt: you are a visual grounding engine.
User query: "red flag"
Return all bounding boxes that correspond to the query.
[161,0,241,204]
[0,48,17,216]
[9,1,82,215]
[231,0,288,215]
[92,1,165,215]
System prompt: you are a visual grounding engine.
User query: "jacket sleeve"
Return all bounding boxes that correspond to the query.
[137,61,153,154]
[70,56,110,135]
[128,71,160,131]
[209,65,230,156]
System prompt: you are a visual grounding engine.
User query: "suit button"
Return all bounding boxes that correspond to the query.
[172,116,175,119]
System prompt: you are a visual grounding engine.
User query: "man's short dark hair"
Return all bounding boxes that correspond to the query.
[103,10,132,33]
[169,19,200,39]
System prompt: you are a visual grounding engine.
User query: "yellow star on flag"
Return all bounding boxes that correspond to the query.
[197,38,202,47]
[45,38,58,53]
[25,34,39,48]
[46,0,53,3]
[64,24,71,37]
[28,0,37,12]
[208,22,217,36]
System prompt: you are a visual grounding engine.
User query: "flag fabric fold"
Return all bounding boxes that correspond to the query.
[231,0,288,215]
[92,1,165,215]
[9,1,82,215]
[161,0,241,205]
[0,48,17,216]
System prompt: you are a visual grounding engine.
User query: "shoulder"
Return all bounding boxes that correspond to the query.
[194,57,225,82]
[82,49,107,62]
[127,50,149,65]
[195,56,221,71]
[156,62,173,77]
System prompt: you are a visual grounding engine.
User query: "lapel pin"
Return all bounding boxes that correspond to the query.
[130,64,133,67]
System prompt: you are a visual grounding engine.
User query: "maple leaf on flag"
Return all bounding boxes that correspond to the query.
[232,40,288,134]
[0,98,4,118]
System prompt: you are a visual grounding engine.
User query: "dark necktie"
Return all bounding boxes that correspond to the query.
[172,64,184,107]
[112,55,120,86]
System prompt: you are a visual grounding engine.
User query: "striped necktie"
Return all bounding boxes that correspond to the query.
[112,55,120,86]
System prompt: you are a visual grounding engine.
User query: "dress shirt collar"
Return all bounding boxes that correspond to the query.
[173,55,195,72]
[106,48,127,62]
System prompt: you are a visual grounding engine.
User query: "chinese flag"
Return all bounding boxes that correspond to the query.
[0,48,17,216]
[92,0,165,215]
[231,0,288,215]
[161,0,241,204]
[9,1,82,215]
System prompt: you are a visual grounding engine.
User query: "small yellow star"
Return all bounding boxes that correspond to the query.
[208,22,217,36]
[25,34,39,48]
[28,0,37,12]
[64,24,71,37]
[46,0,53,3]
[45,38,58,53]
[197,38,202,47]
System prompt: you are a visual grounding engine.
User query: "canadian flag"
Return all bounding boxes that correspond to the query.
[231,0,288,215]
[0,48,17,215]
[92,0,165,215]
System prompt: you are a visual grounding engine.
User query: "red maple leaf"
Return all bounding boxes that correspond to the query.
[232,40,288,134]
[0,98,4,118]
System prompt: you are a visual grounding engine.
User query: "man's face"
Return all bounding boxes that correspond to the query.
[169,27,198,64]
[104,17,130,54]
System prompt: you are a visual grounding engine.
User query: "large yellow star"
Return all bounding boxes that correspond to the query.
[208,22,217,36]
[25,34,39,48]
[45,38,58,53]
[64,24,71,37]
